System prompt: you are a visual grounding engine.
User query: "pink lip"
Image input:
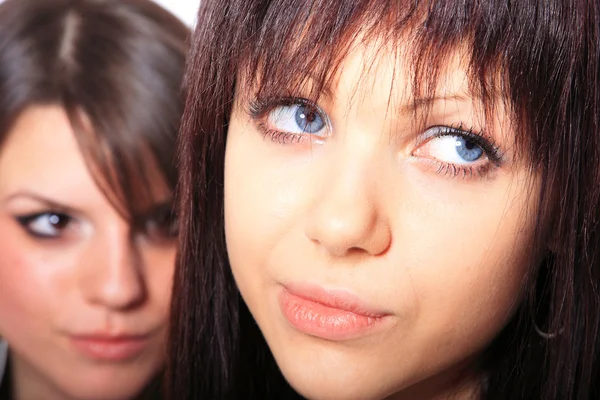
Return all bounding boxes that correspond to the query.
[278,283,391,341]
[69,333,152,362]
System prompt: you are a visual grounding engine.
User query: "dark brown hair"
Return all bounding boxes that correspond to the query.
[170,1,600,399]
[0,0,189,219]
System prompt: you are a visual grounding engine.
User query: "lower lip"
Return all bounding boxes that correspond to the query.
[70,337,149,361]
[279,289,388,341]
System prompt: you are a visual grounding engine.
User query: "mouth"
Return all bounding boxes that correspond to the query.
[278,283,392,341]
[68,332,156,362]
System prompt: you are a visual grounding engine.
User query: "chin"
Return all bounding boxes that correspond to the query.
[64,386,149,400]
[56,371,157,400]
[271,344,398,400]
[282,370,394,400]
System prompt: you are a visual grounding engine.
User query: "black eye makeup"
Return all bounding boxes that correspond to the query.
[133,203,178,244]
[15,211,74,239]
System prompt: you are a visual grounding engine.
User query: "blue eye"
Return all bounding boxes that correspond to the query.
[266,103,328,136]
[452,136,484,162]
[294,104,325,133]
[414,127,490,165]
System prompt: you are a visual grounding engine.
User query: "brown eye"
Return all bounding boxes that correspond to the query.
[16,212,73,238]
[141,207,178,243]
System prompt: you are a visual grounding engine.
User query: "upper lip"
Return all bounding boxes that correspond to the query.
[282,282,391,318]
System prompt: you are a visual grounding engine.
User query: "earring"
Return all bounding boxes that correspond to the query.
[533,322,556,339]
[533,318,564,340]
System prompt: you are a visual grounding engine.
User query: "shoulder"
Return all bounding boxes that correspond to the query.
[0,340,7,388]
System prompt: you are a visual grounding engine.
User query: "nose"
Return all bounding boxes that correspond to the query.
[304,153,391,258]
[79,225,146,310]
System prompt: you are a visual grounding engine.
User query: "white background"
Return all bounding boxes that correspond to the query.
[0,0,201,28]
[152,0,200,27]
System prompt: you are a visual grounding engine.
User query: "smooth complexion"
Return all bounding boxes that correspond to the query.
[224,43,540,400]
[0,106,176,400]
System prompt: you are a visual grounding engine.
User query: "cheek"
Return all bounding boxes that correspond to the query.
[224,122,310,281]
[391,171,537,350]
[405,215,531,335]
[141,246,177,314]
[0,226,66,339]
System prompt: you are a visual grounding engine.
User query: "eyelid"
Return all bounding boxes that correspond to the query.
[416,125,503,165]
[133,204,178,239]
[132,203,175,224]
[15,211,75,239]
[248,96,332,142]
[15,211,70,223]
[418,125,481,144]
[249,97,328,121]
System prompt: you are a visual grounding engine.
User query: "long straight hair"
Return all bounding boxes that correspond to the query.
[169,1,600,399]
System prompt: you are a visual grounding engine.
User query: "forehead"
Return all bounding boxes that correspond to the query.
[325,40,472,104]
[0,106,102,200]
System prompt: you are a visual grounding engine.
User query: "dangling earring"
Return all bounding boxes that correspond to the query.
[533,320,559,339]
[531,250,563,340]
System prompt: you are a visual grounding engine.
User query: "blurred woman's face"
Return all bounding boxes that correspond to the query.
[0,106,177,400]
[224,44,540,400]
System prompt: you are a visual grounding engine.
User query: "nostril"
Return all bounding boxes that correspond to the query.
[306,212,391,258]
[79,247,147,311]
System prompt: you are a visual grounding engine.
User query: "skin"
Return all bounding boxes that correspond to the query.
[224,43,540,400]
[0,106,176,400]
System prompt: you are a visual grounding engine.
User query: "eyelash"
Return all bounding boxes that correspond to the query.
[15,208,178,244]
[15,211,72,240]
[247,97,504,179]
[248,97,325,144]
[134,205,179,244]
[421,124,503,179]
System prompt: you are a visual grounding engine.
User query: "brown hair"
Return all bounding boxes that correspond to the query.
[0,0,189,220]
[170,1,599,399]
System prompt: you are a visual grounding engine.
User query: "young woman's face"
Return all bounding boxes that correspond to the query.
[0,106,176,400]
[225,45,540,400]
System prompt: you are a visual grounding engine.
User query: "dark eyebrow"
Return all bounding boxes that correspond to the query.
[2,190,77,213]
[134,200,175,219]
